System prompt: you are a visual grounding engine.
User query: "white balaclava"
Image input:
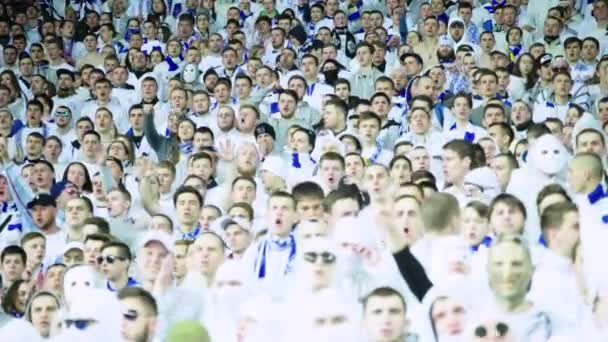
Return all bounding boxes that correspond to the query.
[289,288,363,342]
[527,134,568,177]
[331,216,377,276]
[50,288,122,342]
[211,260,250,319]
[61,265,104,309]
[293,237,339,292]
[206,260,251,342]
[182,63,200,84]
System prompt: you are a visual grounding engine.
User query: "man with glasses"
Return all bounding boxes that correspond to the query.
[49,105,77,151]
[118,287,159,342]
[99,241,139,292]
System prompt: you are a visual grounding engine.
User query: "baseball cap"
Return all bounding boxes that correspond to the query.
[219,216,251,233]
[489,49,508,57]
[27,194,56,209]
[62,241,84,255]
[139,231,175,254]
[51,181,77,200]
[255,122,276,140]
[539,53,553,66]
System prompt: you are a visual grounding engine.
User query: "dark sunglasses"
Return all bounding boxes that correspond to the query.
[97,255,127,265]
[303,252,336,264]
[123,309,139,321]
[55,110,71,117]
[475,322,509,338]
[65,319,97,330]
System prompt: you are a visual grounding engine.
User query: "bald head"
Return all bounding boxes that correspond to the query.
[574,153,603,180]
[569,153,604,193]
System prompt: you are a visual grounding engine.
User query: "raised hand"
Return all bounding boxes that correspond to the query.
[153,253,175,295]
[217,138,235,162]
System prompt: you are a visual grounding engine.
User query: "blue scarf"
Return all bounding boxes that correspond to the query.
[365,142,383,165]
[176,224,201,240]
[291,153,315,168]
[178,141,193,155]
[470,236,493,252]
[587,183,606,204]
[450,123,475,142]
[106,277,140,292]
[255,234,297,279]
[165,55,184,72]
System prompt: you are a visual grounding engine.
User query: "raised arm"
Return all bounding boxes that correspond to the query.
[143,109,167,153]
[0,137,34,231]
[139,174,161,216]
[376,202,433,302]
[392,247,433,302]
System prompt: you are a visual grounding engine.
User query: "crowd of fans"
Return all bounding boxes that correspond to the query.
[0,0,607,340]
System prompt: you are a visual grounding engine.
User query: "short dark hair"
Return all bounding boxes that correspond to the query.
[323,187,359,213]
[228,202,254,221]
[362,286,406,312]
[117,287,158,316]
[489,122,515,145]
[82,217,111,235]
[1,245,27,264]
[537,183,571,208]
[489,193,527,220]
[541,202,578,235]
[101,241,132,261]
[292,181,325,203]
[232,175,257,189]
[527,123,550,140]
[443,139,474,162]
[173,185,204,206]
[319,151,345,169]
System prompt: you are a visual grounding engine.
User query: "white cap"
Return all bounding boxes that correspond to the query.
[138,231,175,254]
[62,241,84,255]
[219,215,252,233]
[464,167,500,196]
[261,155,286,180]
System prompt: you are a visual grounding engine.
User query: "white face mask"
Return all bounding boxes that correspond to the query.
[62,266,99,307]
[528,135,568,176]
[533,147,567,175]
[183,64,198,83]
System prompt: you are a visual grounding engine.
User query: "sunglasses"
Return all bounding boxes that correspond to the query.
[123,309,139,321]
[55,110,70,117]
[475,322,509,338]
[97,255,127,265]
[65,319,97,330]
[303,252,336,264]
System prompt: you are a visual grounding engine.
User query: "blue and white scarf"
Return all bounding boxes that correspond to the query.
[254,234,297,279]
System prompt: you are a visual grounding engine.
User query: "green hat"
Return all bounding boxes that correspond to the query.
[166,321,210,342]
